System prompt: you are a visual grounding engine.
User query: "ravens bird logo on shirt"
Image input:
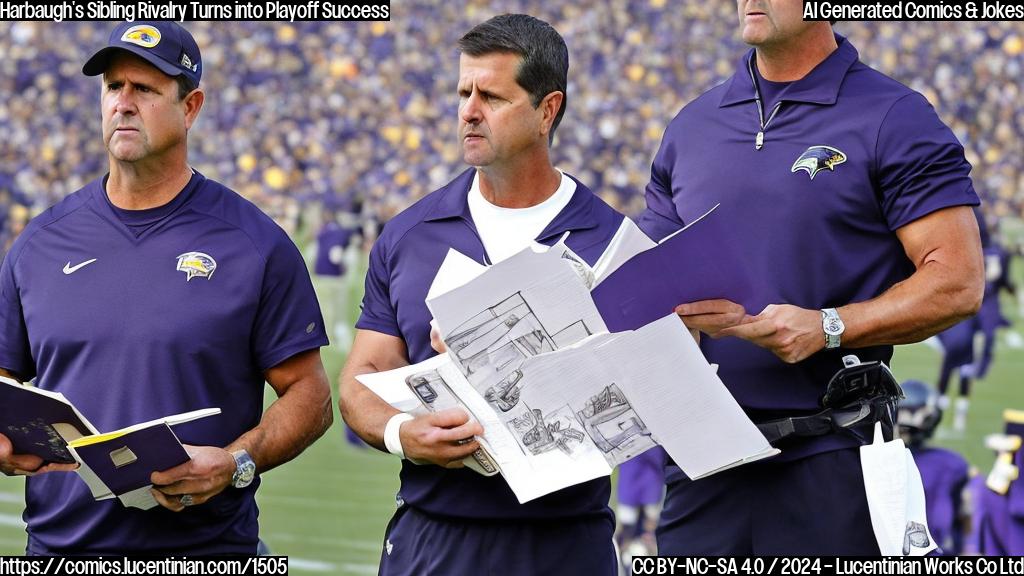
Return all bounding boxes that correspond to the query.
[176,252,217,281]
[791,146,847,180]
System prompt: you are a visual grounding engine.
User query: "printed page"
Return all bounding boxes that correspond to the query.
[117,485,160,510]
[355,355,445,414]
[599,315,778,479]
[356,355,500,475]
[428,243,607,411]
[487,343,617,503]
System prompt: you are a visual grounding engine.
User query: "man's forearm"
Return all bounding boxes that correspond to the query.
[0,368,21,382]
[841,259,982,348]
[229,376,333,474]
[338,369,400,453]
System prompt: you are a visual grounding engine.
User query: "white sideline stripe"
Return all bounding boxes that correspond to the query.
[258,494,382,511]
[337,564,378,575]
[269,532,381,552]
[287,558,339,572]
[0,513,25,528]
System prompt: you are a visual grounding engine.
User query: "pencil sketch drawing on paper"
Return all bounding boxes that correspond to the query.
[406,369,460,411]
[484,369,523,412]
[446,292,591,379]
[576,384,652,458]
[509,405,587,456]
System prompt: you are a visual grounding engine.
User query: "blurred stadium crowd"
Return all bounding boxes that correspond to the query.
[0,4,1021,253]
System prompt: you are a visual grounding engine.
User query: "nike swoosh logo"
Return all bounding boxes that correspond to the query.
[63,259,98,275]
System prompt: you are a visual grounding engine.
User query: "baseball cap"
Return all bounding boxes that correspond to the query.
[82,21,202,85]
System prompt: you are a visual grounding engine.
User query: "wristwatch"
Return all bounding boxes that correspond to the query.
[230,449,256,489]
[821,308,845,349]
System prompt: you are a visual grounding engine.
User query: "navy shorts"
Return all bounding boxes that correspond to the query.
[657,447,880,555]
[378,505,616,575]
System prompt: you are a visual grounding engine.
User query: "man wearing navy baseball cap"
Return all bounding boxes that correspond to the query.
[0,21,333,554]
[83,21,203,87]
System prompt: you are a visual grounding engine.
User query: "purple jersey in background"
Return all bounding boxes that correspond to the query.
[912,446,969,554]
[314,220,356,277]
[618,446,666,507]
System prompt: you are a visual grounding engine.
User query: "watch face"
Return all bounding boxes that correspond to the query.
[825,318,844,335]
[232,452,256,488]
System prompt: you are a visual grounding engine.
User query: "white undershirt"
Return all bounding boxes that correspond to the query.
[467,169,576,264]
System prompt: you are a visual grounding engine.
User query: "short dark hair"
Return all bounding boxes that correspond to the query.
[175,75,197,101]
[457,14,569,138]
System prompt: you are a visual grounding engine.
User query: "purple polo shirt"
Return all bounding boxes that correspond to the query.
[979,242,1012,334]
[972,446,1024,557]
[937,316,979,368]
[357,167,623,519]
[911,446,969,554]
[314,221,356,277]
[638,35,978,459]
[617,446,666,507]
[0,173,327,554]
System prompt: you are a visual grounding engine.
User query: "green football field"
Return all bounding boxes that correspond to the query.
[1,258,1021,572]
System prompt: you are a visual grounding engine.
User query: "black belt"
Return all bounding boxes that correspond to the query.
[756,397,897,446]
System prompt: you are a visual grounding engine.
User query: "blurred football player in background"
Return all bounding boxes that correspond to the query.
[899,379,971,554]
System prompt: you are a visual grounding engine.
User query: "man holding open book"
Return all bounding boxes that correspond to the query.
[0,21,332,555]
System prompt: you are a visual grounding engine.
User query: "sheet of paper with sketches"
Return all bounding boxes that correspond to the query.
[491,333,634,502]
[360,311,777,503]
[427,240,606,402]
[861,422,937,556]
[600,315,778,479]
[356,355,447,415]
[355,355,498,475]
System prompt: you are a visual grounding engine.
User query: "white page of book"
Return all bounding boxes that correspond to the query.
[118,485,159,510]
[600,314,779,479]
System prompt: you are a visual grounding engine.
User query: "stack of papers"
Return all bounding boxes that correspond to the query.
[358,208,777,503]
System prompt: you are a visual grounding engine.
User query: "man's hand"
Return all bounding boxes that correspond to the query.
[720,304,823,364]
[0,433,78,476]
[675,299,747,338]
[429,320,447,353]
[150,445,236,512]
[400,408,483,469]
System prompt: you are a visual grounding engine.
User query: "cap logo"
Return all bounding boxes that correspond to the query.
[176,251,217,281]
[121,25,161,49]
[180,53,197,72]
[791,145,847,180]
